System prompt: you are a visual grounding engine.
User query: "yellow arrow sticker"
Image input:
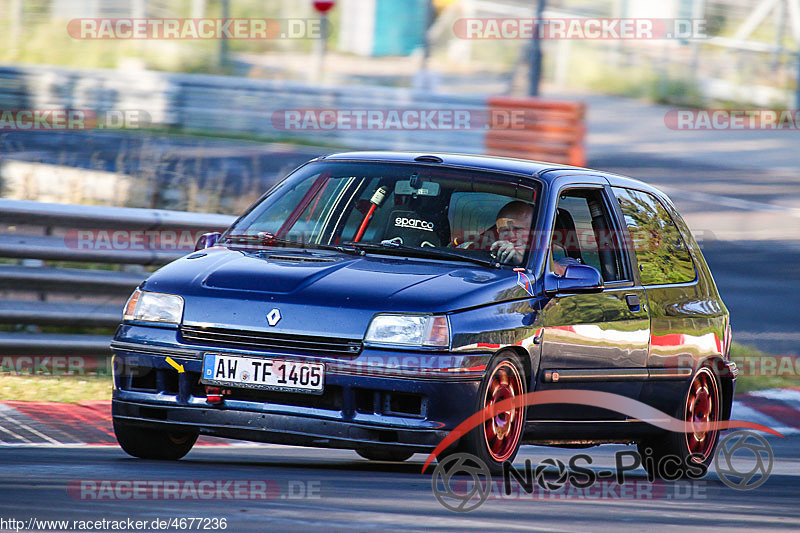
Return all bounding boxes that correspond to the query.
[165,356,185,374]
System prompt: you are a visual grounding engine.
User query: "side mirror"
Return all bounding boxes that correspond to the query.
[545,264,604,294]
[195,232,221,251]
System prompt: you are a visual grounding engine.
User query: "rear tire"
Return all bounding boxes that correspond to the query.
[441,351,527,475]
[113,419,198,460]
[356,448,414,462]
[638,366,721,479]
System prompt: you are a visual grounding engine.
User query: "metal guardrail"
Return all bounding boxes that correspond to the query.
[0,64,487,154]
[0,65,586,165]
[0,199,235,356]
[0,198,235,230]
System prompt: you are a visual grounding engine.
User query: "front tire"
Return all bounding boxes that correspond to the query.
[442,351,527,475]
[114,419,198,460]
[638,365,721,479]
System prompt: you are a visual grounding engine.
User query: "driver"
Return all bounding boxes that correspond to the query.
[489,201,581,274]
[490,201,534,265]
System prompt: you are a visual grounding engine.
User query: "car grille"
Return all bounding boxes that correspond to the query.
[179,325,362,358]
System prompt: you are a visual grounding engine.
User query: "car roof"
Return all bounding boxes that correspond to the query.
[321,151,573,181]
[318,151,665,197]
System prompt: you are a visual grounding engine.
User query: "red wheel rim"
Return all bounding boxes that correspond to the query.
[483,360,524,462]
[684,367,720,461]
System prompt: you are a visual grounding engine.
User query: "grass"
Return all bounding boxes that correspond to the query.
[556,42,706,107]
[0,374,112,403]
[729,342,800,395]
[0,0,317,75]
[735,375,799,395]
[156,125,350,150]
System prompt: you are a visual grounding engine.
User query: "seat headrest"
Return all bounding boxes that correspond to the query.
[553,208,582,261]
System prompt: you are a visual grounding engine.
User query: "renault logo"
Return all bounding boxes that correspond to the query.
[266,308,281,326]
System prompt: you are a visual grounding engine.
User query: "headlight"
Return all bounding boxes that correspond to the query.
[123,289,184,324]
[364,314,450,347]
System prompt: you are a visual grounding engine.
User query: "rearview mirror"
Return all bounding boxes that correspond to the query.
[395,180,440,197]
[195,232,221,251]
[545,264,604,294]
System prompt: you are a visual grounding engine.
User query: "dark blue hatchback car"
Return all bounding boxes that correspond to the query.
[111,152,737,475]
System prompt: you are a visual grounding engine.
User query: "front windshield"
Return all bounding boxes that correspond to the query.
[226,161,541,266]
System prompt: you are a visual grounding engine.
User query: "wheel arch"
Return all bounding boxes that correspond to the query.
[700,355,735,421]
[497,345,540,392]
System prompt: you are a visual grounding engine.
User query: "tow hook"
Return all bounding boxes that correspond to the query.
[205,385,228,404]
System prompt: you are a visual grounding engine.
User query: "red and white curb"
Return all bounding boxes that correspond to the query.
[0,401,232,446]
[733,388,800,436]
[0,390,797,446]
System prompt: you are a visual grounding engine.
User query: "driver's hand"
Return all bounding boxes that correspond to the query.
[491,240,524,265]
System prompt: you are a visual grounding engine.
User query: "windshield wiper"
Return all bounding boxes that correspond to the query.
[223,233,364,256]
[343,240,500,269]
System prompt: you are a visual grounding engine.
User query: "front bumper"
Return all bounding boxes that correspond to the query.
[113,400,448,452]
[111,325,489,452]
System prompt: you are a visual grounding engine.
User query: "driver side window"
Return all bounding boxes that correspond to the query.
[550,189,626,282]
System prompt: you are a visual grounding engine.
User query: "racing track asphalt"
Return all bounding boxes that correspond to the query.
[0,435,798,532]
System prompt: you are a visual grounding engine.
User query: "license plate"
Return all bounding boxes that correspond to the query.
[201,353,324,394]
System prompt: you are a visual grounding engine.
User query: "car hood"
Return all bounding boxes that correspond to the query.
[142,247,530,338]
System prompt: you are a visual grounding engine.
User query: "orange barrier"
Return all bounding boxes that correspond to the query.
[484,96,586,167]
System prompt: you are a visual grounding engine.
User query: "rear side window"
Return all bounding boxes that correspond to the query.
[612,187,696,285]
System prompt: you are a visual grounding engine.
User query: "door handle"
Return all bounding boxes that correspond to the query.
[625,294,641,311]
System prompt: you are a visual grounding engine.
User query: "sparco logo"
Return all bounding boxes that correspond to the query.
[395,218,434,231]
